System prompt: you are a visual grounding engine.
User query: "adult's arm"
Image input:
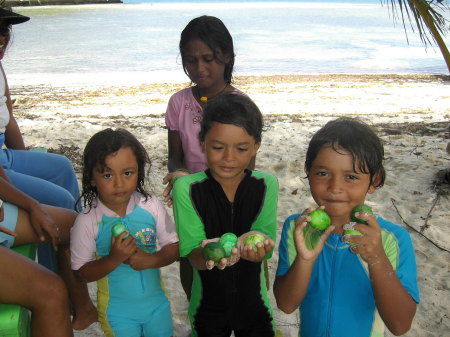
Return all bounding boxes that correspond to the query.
[1,63,25,150]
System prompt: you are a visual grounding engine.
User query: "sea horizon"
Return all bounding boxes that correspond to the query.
[4,1,450,87]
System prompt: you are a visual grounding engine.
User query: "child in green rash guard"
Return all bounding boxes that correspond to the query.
[172,94,278,336]
[274,118,420,337]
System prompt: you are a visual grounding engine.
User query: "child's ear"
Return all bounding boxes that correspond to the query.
[367,173,382,194]
[253,142,260,154]
[90,180,96,187]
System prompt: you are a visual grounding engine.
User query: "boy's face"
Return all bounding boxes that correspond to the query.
[308,145,377,230]
[202,122,259,187]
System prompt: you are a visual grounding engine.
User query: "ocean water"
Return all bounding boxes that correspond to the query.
[4,1,450,86]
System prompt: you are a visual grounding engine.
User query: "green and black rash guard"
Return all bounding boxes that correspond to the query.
[172,169,278,333]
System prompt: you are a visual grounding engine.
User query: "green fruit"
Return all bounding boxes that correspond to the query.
[302,223,323,251]
[350,204,373,225]
[308,209,331,231]
[344,229,363,246]
[111,223,130,239]
[219,233,238,257]
[244,233,265,252]
[203,242,226,263]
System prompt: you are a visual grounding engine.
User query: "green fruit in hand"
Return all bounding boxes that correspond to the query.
[308,209,331,231]
[350,204,373,225]
[219,233,238,257]
[302,223,323,251]
[203,242,226,263]
[343,229,363,246]
[244,233,265,252]
[111,223,130,239]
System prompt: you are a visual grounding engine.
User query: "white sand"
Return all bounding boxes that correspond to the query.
[10,74,450,337]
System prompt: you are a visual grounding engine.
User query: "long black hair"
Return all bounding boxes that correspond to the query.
[77,128,151,210]
[180,15,235,84]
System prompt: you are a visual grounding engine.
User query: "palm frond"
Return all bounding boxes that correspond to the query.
[384,0,449,46]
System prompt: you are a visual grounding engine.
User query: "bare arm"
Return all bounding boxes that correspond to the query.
[345,212,417,335]
[273,256,316,314]
[167,129,185,172]
[1,63,25,150]
[274,214,334,314]
[187,247,209,271]
[369,255,417,335]
[126,243,179,271]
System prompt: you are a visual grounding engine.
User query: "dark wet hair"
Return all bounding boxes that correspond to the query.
[305,117,385,188]
[199,94,263,143]
[77,128,151,210]
[180,15,235,84]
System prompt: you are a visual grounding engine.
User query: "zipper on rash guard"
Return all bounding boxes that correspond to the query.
[325,236,340,335]
[229,201,239,328]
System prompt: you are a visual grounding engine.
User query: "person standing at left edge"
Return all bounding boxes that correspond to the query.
[0,6,97,330]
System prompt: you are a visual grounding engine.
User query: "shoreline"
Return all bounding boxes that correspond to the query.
[8,73,449,337]
[7,0,122,6]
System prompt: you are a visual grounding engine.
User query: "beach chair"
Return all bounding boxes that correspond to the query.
[0,244,36,337]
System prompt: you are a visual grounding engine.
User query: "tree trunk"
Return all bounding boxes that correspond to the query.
[414,1,450,73]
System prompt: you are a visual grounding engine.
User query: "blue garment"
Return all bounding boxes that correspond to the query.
[276,214,420,337]
[0,136,80,210]
[0,202,18,248]
[71,193,178,337]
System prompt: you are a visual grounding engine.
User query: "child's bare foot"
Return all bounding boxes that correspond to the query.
[71,303,98,330]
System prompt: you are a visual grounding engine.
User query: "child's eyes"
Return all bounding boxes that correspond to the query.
[212,146,224,150]
[346,175,359,180]
[124,171,134,177]
[238,147,248,152]
[202,56,214,63]
[316,171,328,177]
[103,173,113,179]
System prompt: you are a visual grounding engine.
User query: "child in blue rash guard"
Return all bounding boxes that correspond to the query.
[70,128,179,337]
[274,117,420,337]
[172,94,278,336]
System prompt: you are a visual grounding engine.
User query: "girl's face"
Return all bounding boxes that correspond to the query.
[308,145,377,231]
[90,146,139,216]
[202,122,259,187]
[183,38,228,91]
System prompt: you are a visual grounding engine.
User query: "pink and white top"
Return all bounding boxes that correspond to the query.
[165,87,245,173]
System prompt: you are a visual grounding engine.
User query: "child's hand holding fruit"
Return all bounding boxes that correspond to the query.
[294,207,334,261]
[201,233,240,270]
[240,231,274,263]
[343,205,385,266]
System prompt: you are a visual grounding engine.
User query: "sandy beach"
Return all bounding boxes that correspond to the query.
[10,74,450,337]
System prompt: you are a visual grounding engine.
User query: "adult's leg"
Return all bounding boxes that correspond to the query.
[14,205,98,330]
[2,149,80,207]
[0,246,73,337]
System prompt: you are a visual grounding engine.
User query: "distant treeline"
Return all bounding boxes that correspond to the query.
[6,0,122,6]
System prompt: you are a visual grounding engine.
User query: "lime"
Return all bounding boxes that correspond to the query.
[343,229,363,246]
[350,204,373,225]
[244,233,265,252]
[308,209,331,231]
[111,223,130,239]
[203,242,226,263]
[219,233,238,257]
